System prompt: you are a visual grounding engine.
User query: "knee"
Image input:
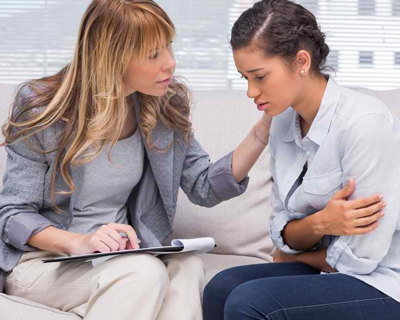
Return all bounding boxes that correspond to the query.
[224,282,277,320]
[203,268,244,320]
[164,253,205,276]
[102,254,170,291]
[204,267,241,302]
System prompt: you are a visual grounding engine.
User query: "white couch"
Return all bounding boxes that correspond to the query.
[0,83,399,320]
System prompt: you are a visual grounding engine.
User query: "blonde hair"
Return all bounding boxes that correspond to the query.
[1,0,192,213]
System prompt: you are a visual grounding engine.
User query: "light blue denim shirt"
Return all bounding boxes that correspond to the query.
[269,77,400,302]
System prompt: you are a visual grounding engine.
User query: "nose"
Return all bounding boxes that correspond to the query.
[247,81,261,99]
[162,49,176,73]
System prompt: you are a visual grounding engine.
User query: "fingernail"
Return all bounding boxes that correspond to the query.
[382,202,387,207]
[379,195,384,200]
[381,212,385,217]
[137,239,141,244]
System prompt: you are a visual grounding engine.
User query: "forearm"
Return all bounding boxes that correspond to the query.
[282,213,324,250]
[232,119,270,182]
[296,248,337,273]
[27,226,81,254]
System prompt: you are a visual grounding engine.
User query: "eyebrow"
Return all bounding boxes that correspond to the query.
[238,68,265,74]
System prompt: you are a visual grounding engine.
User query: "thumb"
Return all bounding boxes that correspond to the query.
[333,178,355,200]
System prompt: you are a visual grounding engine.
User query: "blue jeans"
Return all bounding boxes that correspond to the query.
[203,262,400,320]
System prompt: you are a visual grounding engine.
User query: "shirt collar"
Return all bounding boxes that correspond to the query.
[281,76,341,146]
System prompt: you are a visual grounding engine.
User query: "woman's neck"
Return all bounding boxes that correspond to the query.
[292,74,328,137]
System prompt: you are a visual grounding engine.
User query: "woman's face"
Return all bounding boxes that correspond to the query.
[124,41,176,97]
[233,47,303,116]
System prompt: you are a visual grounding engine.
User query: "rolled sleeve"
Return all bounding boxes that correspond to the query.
[180,138,248,207]
[326,236,380,274]
[4,213,54,251]
[208,151,249,201]
[326,114,400,275]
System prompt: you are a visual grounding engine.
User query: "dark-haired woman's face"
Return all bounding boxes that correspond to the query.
[233,47,302,116]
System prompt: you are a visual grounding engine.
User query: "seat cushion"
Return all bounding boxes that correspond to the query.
[199,252,270,284]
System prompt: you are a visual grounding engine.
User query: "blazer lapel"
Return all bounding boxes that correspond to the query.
[133,95,174,221]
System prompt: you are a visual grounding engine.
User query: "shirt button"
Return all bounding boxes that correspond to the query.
[291,210,295,213]
[306,151,311,156]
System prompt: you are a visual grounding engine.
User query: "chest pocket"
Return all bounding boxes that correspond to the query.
[302,168,343,210]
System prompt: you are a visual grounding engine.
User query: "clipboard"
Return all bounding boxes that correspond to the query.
[42,237,216,264]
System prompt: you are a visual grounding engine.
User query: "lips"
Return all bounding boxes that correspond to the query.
[255,102,269,111]
[157,77,171,84]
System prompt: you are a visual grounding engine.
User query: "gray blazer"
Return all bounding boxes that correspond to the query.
[0,91,248,292]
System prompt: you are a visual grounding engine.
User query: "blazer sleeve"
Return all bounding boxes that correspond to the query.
[180,137,249,208]
[326,114,400,274]
[0,88,55,251]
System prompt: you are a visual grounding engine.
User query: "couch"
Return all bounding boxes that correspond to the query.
[0,83,399,319]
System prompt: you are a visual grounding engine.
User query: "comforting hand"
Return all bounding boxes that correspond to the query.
[273,250,298,263]
[71,223,140,255]
[314,179,385,236]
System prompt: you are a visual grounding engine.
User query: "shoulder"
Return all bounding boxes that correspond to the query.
[335,85,395,127]
[12,83,47,121]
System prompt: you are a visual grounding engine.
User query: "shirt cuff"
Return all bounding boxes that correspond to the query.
[208,151,249,201]
[326,236,380,275]
[270,212,304,254]
[3,213,54,251]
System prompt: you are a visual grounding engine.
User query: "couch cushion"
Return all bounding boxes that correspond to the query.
[199,253,268,284]
[0,293,81,320]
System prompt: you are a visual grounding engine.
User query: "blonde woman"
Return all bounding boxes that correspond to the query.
[0,0,272,319]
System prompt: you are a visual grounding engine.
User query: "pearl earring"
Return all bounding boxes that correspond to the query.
[300,69,306,75]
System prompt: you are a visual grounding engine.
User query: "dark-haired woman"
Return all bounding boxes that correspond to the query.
[203,0,400,319]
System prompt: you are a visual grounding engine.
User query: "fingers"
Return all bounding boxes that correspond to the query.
[333,178,355,200]
[347,194,384,210]
[106,228,128,250]
[93,239,115,253]
[353,200,386,218]
[354,210,384,228]
[108,223,140,249]
[352,221,380,235]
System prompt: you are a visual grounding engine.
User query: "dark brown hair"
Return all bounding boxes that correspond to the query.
[230,0,331,75]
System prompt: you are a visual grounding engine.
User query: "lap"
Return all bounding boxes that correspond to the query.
[204,263,400,320]
[225,267,400,320]
[5,251,167,292]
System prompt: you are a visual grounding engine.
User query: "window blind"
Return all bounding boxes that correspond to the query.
[0,0,399,90]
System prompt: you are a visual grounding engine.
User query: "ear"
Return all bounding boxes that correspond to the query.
[295,50,312,76]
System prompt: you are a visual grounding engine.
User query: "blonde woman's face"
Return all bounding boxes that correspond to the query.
[233,47,302,116]
[124,41,176,97]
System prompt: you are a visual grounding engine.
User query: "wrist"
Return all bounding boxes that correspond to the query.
[59,231,84,255]
[253,122,270,145]
[308,212,324,236]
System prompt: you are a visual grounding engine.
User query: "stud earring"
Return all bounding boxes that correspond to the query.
[300,69,306,75]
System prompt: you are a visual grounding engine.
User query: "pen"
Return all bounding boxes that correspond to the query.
[119,232,141,245]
